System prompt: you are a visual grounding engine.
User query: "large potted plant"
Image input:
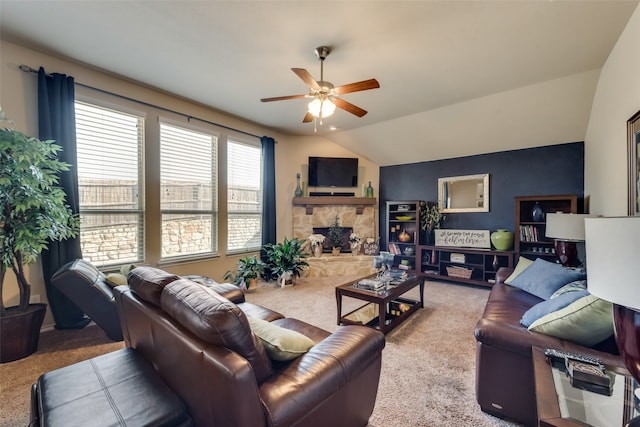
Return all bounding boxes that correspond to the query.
[223,255,265,292]
[0,111,80,362]
[262,237,309,287]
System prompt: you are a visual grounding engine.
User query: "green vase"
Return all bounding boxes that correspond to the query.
[491,229,513,251]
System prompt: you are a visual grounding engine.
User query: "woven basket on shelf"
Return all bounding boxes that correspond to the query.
[446,266,473,279]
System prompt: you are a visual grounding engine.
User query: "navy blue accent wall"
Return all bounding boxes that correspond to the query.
[379,142,584,246]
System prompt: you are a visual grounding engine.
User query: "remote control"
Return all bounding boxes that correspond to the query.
[544,348,605,370]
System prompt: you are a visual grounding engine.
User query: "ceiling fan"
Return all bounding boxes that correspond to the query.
[260,46,380,127]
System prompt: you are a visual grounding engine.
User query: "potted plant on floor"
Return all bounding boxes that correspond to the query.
[327,215,345,256]
[224,255,265,292]
[0,110,80,362]
[262,237,309,287]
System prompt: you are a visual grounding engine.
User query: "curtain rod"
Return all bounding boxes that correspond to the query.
[19,64,265,140]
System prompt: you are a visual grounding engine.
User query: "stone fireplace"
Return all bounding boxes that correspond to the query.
[292,197,376,245]
[292,197,378,278]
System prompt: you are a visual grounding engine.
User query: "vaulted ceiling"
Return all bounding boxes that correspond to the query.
[1,1,637,165]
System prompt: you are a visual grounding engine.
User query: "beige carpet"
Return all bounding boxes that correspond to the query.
[246,277,520,427]
[0,276,521,427]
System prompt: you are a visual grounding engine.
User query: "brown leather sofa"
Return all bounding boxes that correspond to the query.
[114,266,386,427]
[474,267,622,426]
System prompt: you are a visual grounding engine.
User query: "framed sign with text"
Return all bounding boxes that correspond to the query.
[434,229,491,248]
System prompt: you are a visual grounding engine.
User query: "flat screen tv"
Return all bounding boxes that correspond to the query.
[308,157,358,187]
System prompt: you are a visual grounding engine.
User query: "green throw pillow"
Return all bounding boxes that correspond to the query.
[247,317,315,361]
[528,294,614,347]
[504,256,534,284]
[104,273,128,287]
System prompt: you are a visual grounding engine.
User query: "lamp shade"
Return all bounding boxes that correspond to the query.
[545,213,594,241]
[584,217,640,311]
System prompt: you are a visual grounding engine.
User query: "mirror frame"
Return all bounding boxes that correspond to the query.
[438,173,490,213]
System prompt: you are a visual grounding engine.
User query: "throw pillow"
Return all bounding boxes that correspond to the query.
[520,289,589,327]
[508,258,586,300]
[104,273,128,287]
[504,256,534,284]
[528,294,614,347]
[550,280,587,299]
[248,317,315,361]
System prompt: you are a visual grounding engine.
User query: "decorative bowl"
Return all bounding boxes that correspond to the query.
[395,215,414,221]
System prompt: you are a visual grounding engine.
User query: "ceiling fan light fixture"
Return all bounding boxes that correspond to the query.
[308,97,336,118]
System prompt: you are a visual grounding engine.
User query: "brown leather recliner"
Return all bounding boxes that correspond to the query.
[114,266,386,427]
[51,259,123,341]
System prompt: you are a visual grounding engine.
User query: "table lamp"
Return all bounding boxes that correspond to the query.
[585,216,640,422]
[545,213,593,267]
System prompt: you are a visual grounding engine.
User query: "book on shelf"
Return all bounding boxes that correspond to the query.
[519,225,541,242]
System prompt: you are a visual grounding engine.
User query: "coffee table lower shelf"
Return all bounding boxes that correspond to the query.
[340,298,419,332]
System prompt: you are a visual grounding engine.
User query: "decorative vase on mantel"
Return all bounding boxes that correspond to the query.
[351,245,360,256]
[294,173,303,197]
[331,247,341,256]
[491,229,514,251]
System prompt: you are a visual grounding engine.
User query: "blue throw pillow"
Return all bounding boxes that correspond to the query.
[520,289,590,327]
[509,258,586,300]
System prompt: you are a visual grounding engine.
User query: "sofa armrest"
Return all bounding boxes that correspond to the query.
[495,267,514,284]
[259,325,385,426]
[205,283,245,303]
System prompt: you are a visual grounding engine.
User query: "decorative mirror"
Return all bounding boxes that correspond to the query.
[438,173,489,213]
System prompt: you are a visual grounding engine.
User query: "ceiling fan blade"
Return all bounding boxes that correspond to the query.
[303,112,314,123]
[334,79,380,95]
[292,68,320,90]
[260,94,307,102]
[334,98,368,117]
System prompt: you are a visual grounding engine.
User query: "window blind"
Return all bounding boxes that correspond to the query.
[75,101,145,267]
[227,139,262,252]
[160,122,218,258]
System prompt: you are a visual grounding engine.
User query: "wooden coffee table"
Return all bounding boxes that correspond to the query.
[335,273,424,334]
[532,346,638,427]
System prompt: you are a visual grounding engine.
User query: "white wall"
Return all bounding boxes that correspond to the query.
[585,5,640,215]
[0,40,379,329]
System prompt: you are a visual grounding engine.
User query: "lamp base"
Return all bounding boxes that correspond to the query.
[554,240,579,267]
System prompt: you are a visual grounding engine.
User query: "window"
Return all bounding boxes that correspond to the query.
[227,139,262,252]
[160,122,218,259]
[75,101,145,267]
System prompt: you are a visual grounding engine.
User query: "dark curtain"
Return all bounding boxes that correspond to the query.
[261,136,276,247]
[37,67,89,329]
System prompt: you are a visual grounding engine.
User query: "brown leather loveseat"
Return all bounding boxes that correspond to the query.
[474,267,622,426]
[114,266,386,427]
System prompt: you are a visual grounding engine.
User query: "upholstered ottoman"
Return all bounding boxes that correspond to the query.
[30,348,192,427]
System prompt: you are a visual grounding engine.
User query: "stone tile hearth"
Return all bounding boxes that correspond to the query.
[304,254,378,278]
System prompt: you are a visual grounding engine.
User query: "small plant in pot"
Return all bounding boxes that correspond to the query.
[327,215,345,256]
[262,237,309,288]
[0,110,80,362]
[419,201,445,245]
[224,256,265,292]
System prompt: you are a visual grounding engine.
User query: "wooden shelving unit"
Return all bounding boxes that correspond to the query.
[385,200,422,270]
[514,195,579,262]
[418,245,514,287]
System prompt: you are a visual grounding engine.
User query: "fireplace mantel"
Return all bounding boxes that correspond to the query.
[292,197,376,215]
